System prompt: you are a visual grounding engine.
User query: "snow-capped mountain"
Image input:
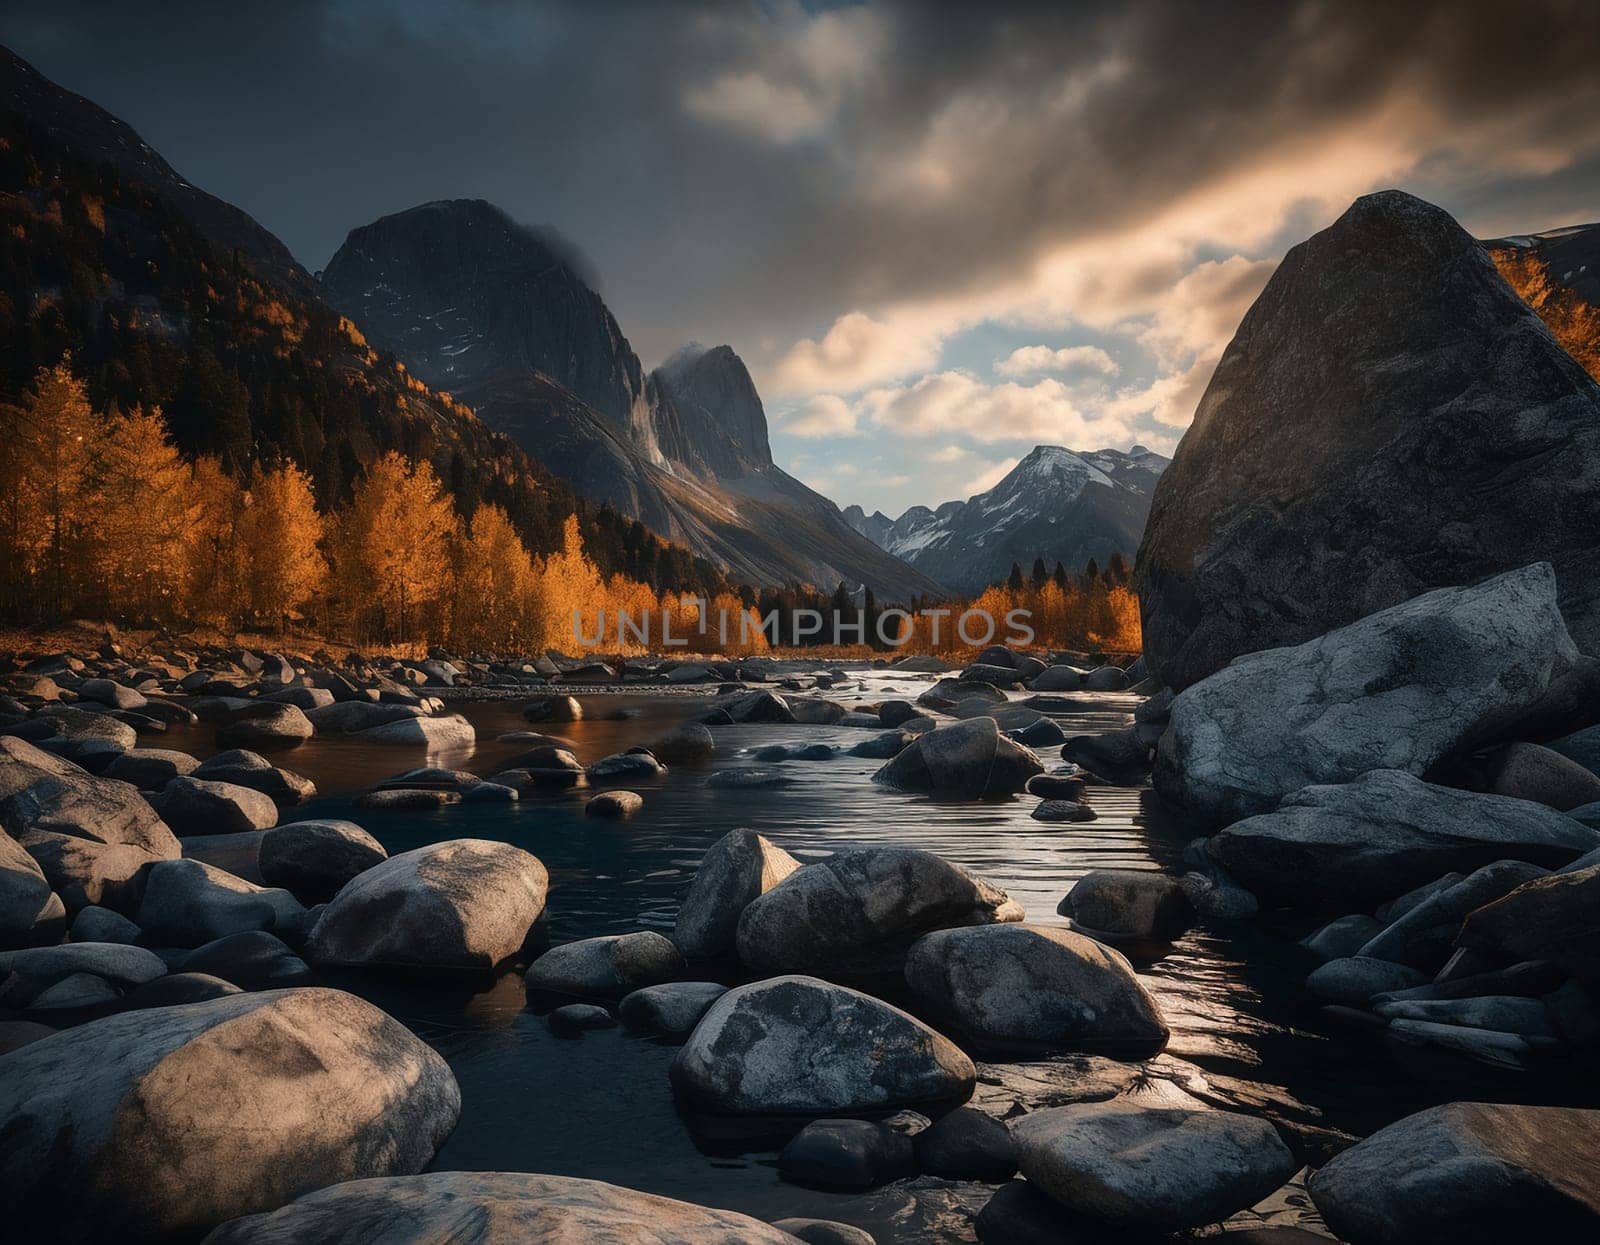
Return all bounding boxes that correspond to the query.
[845,445,1170,593]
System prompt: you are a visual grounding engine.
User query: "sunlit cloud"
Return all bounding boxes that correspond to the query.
[996,344,1119,380]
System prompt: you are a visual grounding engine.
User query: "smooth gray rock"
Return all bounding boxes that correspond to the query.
[586,790,644,819]
[1,826,65,948]
[354,788,460,811]
[1355,860,1548,971]
[670,975,975,1117]
[1476,741,1600,811]
[181,930,312,990]
[736,846,1022,974]
[306,839,548,971]
[522,694,584,723]
[547,1002,617,1034]
[618,981,728,1037]
[192,750,316,806]
[215,703,313,750]
[199,1171,796,1244]
[1028,665,1084,692]
[257,820,387,903]
[707,766,792,789]
[779,1118,916,1190]
[306,701,426,733]
[135,859,305,947]
[1373,995,1556,1037]
[1309,1102,1600,1243]
[1208,770,1599,909]
[1301,914,1386,962]
[672,829,800,960]
[913,1106,1018,1181]
[149,776,279,837]
[525,931,685,999]
[103,747,200,789]
[0,988,460,1243]
[1013,1101,1297,1232]
[1155,565,1583,821]
[586,751,666,782]
[1306,956,1429,1005]
[1083,665,1128,692]
[1061,727,1150,785]
[872,716,1044,798]
[0,941,167,993]
[771,1219,876,1245]
[27,970,119,1009]
[1030,799,1095,823]
[648,723,715,764]
[78,678,146,710]
[1457,862,1600,985]
[181,831,268,885]
[1058,870,1194,942]
[355,714,474,749]
[1551,723,1600,777]
[1136,191,1600,692]
[68,903,141,945]
[904,923,1168,1057]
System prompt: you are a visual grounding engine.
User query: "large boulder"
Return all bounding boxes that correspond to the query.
[0,736,179,912]
[135,859,305,946]
[1058,869,1194,943]
[148,776,279,837]
[200,1171,797,1244]
[192,750,315,806]
[1207,770,1599,909]
[672,828,800,959]
[354,714,475,749]
[1457,862,1600,986]
[1135,190,1600,692]
[102,748,201,789]
[215,703,314,750]
[524,932,685,999]
[305,839,548,971]
[1013,1101,1297,1232]
[305,701,426,734]
[1,828,65,948]
[904,923,1168,1057]
[735,846,1022,975]
[1155,564,1583,821]
[872,717,1044,798]
[257,819,387,903]
[1308,1102,1600,1243]
[670,975,974,1118]
[0,988,460,1243]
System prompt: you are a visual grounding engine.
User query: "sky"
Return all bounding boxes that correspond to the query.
[7,0,1600,517]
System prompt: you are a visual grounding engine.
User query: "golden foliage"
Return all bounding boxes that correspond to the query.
[241,463,326,627]
[1491,247,1600,384]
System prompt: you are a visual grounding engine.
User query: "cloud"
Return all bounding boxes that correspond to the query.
[783,394,858,437]
[996,344,1119,380]
[862,370,1137,446]
[963,456,1019,495]
[767,311,942,396]
[684,73,830,143]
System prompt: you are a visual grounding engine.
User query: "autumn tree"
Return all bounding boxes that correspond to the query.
[451,502,540,651]
[182,455,249,628]
[240,462,326,630]
[332,451,456,640]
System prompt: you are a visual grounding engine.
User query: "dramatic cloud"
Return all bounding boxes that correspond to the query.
[996,345,1120,380]
[783,394,857,438]
[862,371,1137,447]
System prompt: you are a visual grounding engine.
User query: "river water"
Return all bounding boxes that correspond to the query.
[157,667,1590,1240]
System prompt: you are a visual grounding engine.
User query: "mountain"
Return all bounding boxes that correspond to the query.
[845,445,1169,594]
[322,200,943,600]
[1485,221,1600,307]
[1135,190,1600,690]
[0,46,732,602]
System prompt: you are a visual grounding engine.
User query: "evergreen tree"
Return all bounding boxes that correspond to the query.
[1007,561,1025,592]
[1031,556,1048,586]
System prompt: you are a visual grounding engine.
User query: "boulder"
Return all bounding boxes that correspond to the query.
[1374,995,1556,1037]
[913,1106,1019,1181]
[1030,799,1095,823]
[1305,957,1430,1006]
[355,714,475,749]
[1028,665,1083,692]
[524,932,685,999]
[1025,773,1087,800]
[1136,191,1600,692]
[1301,914,1386,962]
[1550,723,1600,777]
[586,751,666,782]
[68,904,140,945]
[736,846,1022,975]
[1013,1102,1297,1232]
[1061,728,1150,785]
[918,678,1005,710]
[1475,741,1600,811]
[27,971,119,1009]
[648,723,715,764]
[1083,665,1128,692]
[306,839,548,971]
[215,703,314,750]
[0,988,460,1243]
[1355,860,1548,971]
[192,750,316,806]
[0,942,167,999]
[779,1119,916,1190]
[354,788,460,811]
[788,698,848,725]
[522,694,583,722]
[772,1219,876,1245]
[586,790,643,819]
[670,975,975,1118]
[2,827,65,948]
[872,717,1044,799]
[135,859,305,947]
[1207,770,1599,910]
[707,766,792,789]
[547,1002,617,1035]
[258,820,387,903]
[149,776,279,837]
[1058,870,1194,943]
[103,748,201,789]
[1308,1102,1600,1243]
[672,828,800,960]
[618,982,728,1038]
[904,923,1168,1057]
[31,705,137,766]
[199,1171,796,1244]
[78,678,146,710]
[724,690,795,723]
[306,701,426,733]
[1155,565,1584,821]
[181,930,313,990]
[181,830,269,885]
[1457,862,1600,986]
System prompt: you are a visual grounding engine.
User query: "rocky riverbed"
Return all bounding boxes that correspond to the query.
[2,629,1598,1242]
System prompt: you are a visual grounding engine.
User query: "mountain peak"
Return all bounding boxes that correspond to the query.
[651,343,773,478]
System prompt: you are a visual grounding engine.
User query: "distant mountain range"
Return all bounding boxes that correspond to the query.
[320,200,943,600]
[844,445,1170,593]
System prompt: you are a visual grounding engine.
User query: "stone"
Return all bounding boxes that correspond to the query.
[78,678,147,710]
[918,678,1006,710]
[181,930,313,990]
[872,717,1044,799]
[2,826,65,949]
[200,1171,796,1244]
[193,750,316,806]
[960,663,1022,688]
[306,701,426,733]
[586,790,643,819]
[648,723,715,764]
[1355,860,1548,972]
[1155,565,1585,821]
[181,830,268,885]
[1030,799,1096,823]
[1373,995,1556,1037]
[524,931,685,999]
[355,714,475,749]
[354,788,461,811]
[771,1219,876,1245]
[913,1106,1018,1181]
[547,1002,618,1035]
[120,971,242,1009]
[672,828,800,960]
[586,751,666,782]
[215,703,314,750]
[1013,1102,1297,1232]
[1028,665,1084,692]
[1309,1102,1600,1243]
[102,747,200,789]
[149,776,279,837]
[0,988,460,1243]
[523,694,583,722]
[724,690,795,723]
[262,686,333,710]
[135,859,305,946]
[31,705,137,766]
[779,1119,916,1190]
[1207,770,1599,910]
[0,1019,58,1054]
[1058,870,1194,943]
[707,766,792,789]
[1136,191,1600,691]
[879,699,920,727]
[736,846,1022,975]
[848,730,916,759]
[258,820,388,903]
[1550,723,1600,777]
[0,942,167,998]
[1305,957,1430,1006]
[618,981,728,1037]
[670,975,975,1118]
[1301,914,1385,962]
[1083,665,1128,692]
[306,839,548,971]
[789,699,848,725]
[27,970,120,1009]
[1457,863,1600,985]
[1476,741,1600,811]
[1025,773,1087,800]
[68,903,141,945]
[904,924,1168,1057]
[975,1180,1103,1245]
[462,781,518,803]
[1061,728,1150,786]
